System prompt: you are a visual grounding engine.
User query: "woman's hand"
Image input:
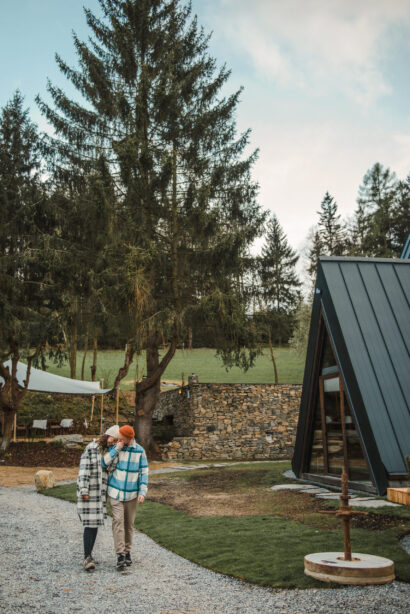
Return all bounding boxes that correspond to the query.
[82,494,89,500]
[116,440,125,450]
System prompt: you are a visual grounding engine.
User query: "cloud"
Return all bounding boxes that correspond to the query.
[216,0,410,106]
[244,115,410,250]
[391,133,410,178]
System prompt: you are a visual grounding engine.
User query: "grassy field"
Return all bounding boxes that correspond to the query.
[42,347,306,388]
[43,462,410,589]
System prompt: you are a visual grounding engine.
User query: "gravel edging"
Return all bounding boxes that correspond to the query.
[0,485,409,614]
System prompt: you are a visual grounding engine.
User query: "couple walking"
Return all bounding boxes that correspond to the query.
[77,424,149,571]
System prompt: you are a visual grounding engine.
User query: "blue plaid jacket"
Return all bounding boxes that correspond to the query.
[102,440,149,501]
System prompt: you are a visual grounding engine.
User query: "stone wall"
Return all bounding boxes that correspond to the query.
[157,383,302,461]
[154,387,189,423]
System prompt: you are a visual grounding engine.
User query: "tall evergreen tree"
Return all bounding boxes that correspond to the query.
[317,191,346,255]
[393,175,410,252]
[259,214,301,314]
[305,192,345,292]
[37,0,265,450]
[0,92,61,451]
[289,301,311,356]
[50,153,118,380]
[254,214,300,382]
[307,229,323,284]
[256,214,301,380]
[351,162,397,257]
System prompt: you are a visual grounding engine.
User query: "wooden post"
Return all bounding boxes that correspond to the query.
[90,395,95,422]
[340,465,352,561]
[339,376,349,473]
[181,372,185,387]
[115,386,119,424]
[100,379,104,434]
[13,413,17,442]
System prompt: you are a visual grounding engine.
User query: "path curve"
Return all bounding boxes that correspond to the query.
[0,485,408,614]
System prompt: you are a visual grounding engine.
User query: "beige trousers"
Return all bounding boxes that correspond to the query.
[109,496,138,554]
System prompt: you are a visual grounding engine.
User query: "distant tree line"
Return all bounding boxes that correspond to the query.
[292,163,409,355]
[307,163,409,282]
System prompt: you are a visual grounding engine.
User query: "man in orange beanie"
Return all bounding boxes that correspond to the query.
[102,424,148,569]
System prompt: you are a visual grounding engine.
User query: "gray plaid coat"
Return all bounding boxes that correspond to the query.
[76,440,117,527]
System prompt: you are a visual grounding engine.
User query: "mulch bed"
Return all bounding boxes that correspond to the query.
[1,442,83,467]
[149,469,406,531]
[1,440,163,467]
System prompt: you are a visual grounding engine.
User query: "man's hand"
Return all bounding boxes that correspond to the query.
[82,494,89,500]
[137,494,145,504]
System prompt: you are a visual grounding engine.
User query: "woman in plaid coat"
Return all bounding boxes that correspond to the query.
[77,425,119,571]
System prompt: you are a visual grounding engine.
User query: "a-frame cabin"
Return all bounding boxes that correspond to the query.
[292,256,410,495]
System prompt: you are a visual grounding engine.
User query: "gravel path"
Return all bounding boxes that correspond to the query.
[0,485,408,614]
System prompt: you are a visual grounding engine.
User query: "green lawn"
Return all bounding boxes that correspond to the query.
[42,462,410,588]
[42,347,306,388]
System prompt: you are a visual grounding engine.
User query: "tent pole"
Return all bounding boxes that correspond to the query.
[13,413,17,442]
[90,395,95,422]
[100,379,104,434]
[115,386,119,424]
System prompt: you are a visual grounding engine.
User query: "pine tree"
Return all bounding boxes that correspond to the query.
[393,175,410,253]
[37,0,265,450]
[289,301,312,355]
[0,92,61,451]
[49,154,117,380]
[259,214,301,314]
[305,192,345,293]
[256,215,301,381]
[351,163,397,257]
[307,229,323,284]
[317,191,346,255]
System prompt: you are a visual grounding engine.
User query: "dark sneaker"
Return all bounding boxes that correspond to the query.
[116,554,126,570]
[83,556,96,571]
[125,552,132,566]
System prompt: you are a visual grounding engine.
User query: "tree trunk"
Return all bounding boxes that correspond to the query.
[134,335,161,452]
[134,384,161,452]
[81,329,89,381]
[188,327,192,350]
[69,323,77,379]
[268,328,279,384]
[91,337,98,382]
[134,332,177,452]
[112,345,135,393]
[0,352,34,453]
[0,409,16,452]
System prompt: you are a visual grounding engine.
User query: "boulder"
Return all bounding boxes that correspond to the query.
[35,470,56,491]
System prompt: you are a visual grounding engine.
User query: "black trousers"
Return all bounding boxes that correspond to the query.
[83,527,98,558]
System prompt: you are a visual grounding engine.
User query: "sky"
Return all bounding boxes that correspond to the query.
[1,0,410,256]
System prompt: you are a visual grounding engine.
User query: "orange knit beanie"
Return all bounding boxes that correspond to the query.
[119,425,135,439]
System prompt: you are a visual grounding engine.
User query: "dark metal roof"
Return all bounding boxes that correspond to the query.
[293,256,410,494]
[401,234,410,259]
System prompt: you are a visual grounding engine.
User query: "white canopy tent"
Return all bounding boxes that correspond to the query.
[0,361,111,394]
[0,361,113,441]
